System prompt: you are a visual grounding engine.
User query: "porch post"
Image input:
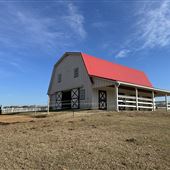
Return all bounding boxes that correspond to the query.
[115,85,119,112]
[152,91,155,111]
[135,88,138,111]
[165,94,168,112]
[47,95,50,114]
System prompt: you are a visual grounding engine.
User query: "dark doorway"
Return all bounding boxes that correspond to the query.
[99,90,107,110]
[62,90,71,109]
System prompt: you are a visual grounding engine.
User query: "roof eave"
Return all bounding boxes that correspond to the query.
[117,81,170,95]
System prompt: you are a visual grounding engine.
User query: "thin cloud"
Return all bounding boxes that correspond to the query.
[92,21,109,29]
[16,11,66,49]
[115,49,130,58]
[138,0,170,48]
[0,1,87,78]
[113,1,170,59]
[63,3,86,39]
[0,57,25,73]
[9,61,25,73]
[0,2,86,51]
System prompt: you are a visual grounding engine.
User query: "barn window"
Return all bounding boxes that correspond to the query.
[80,88,85,100]
[74,67,79,78]
[57,74,62,83]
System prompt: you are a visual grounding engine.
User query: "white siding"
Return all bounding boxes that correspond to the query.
[49,54,92,109]
[92,87,116,111]
[92,77,115,88]
[91,77,116,110]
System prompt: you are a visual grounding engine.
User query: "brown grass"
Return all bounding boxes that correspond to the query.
[0,115,34,123]
[0,110,170,170]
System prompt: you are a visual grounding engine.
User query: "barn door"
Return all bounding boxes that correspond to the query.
[71,88,79,109]
[99,90,107,110]
[55,91,62,110]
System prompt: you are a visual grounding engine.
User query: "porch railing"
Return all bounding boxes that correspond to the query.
[168,103,170,110]
[118,95,154,110]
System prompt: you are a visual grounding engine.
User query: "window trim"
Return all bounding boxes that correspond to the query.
[74,67,79,78]
[57,73,62,83]
[80,88,85,100]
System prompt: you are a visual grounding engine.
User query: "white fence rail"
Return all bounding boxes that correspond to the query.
[168,103,170,110]
[1,100,168,114]
[118,95,154,110]
[2,106,47,114]
[156,101,170,111]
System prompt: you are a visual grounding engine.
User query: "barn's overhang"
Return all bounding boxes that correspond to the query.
[91,77,170,111]
[91,76,170,96]
[117,81,170,97]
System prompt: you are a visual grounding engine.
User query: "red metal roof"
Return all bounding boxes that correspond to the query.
[81,53,153,87]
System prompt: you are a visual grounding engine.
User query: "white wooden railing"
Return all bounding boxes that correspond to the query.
[168,103,170,110]
[118,95,136,109]
[138,97,153,110]
[2,106,47,114]
[118,95,154,110]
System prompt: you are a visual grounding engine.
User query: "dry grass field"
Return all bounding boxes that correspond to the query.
[0,110,170,170]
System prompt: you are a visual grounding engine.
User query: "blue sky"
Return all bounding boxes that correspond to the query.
[0,0,170,105]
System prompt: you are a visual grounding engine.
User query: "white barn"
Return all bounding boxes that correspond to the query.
[48,52,170,111]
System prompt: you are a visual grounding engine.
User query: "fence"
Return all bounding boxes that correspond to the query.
[1,100,169,114]
[2,106,47,114]
[155,101,170,111]
[118,95,154,110]
[167,103,170,110]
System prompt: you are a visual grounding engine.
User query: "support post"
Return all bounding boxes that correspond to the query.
[47,95,50,114]
[35,105,36,114]
[135,88,138,111]
[115,84,119,112]
[165,94,168,112]
[152,91,155,111]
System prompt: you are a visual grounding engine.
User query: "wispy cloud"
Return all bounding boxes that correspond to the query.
[92,21,109,29]
[0,55,25,73]
[9,61,25,72]
[63,3,86,39]
[16,11,66,49]
[0,2,86,51]
[138,0,170,48]
[0,1,87,77]
[113,1,170,59]
[115,49,130,58]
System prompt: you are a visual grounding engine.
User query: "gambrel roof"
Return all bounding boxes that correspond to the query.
[48,52,170,96]
[81,53,153,88]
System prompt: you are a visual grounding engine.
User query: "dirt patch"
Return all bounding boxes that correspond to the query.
[90,124,97,128]
[125,138,137,143]
[32,113,48,118]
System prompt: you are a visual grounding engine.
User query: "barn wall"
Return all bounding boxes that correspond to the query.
[92,87,116,110]
[49,94,56,110]
[91,85,153,111]
[49,54,92,109]
[92,77,115,88]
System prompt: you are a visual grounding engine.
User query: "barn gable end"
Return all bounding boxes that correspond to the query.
[48,52,93,110]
